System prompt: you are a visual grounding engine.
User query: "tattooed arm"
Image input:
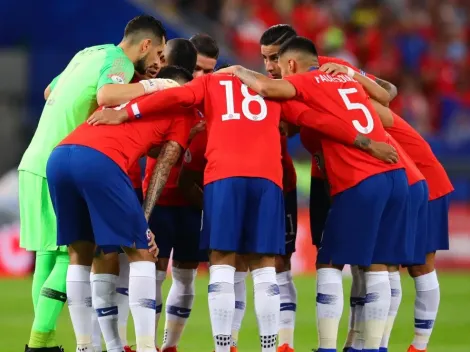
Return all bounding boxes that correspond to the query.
[231,65,296,99]
[143,141,183,220]
[375,77,398,101]
[354,133,398,163]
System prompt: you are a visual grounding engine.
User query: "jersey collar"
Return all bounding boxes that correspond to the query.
[308,66,319,72]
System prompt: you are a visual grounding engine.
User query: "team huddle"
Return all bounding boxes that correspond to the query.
[18,14,452,352]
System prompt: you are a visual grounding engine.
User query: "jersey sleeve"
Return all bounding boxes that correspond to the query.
[127,76,207,119]
[183,131,207,172]
[49,74,61,91]
[165,114,193,149]
[96,50,134,92]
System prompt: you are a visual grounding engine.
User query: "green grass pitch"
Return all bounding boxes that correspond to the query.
[2,273,470,352]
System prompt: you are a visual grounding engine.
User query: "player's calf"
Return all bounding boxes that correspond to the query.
[275,254,297,351]
[67,241,96,351]
[161,260,198,351]
[123,246,159,352]
[231,255,248,349]
[379,266,402,352]
[155,257,169,348]
[407,253,440,352]
[92,251,123,352]
[345,266,366,352]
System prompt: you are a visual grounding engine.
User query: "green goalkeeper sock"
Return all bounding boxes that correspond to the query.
[28,252,69,348]
[32,251,57,312]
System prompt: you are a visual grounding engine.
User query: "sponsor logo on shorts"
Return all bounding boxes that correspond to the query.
[146,229,152,241]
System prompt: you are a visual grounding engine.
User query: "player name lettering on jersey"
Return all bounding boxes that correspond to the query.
[314,74,357,84]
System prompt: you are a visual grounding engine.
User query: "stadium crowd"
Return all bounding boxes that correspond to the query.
[172,0,470,140]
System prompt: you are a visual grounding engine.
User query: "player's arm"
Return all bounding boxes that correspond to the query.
[320,63,390,106]
[178,166,204,210]
[44,74,61,100]
[370,99,394,127]
[218,65,296,99]
[142,141,183,220]
[87,78,206,126]
[374,77,398,101]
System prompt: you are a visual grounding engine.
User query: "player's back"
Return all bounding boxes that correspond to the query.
[285,70,403,194]
[19,44,133,177]
[200,74,283,188]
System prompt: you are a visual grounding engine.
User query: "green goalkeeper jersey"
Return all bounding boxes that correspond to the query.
[18,44,135,177]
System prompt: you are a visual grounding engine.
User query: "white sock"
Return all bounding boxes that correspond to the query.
[363,271,391,350]
[316,268,343,350]
[380,271,402,350]
[412,271,440,350]
[252,267,280,352]
[155,270,166,346]
[345,266,363,349]
[161,267,197,350]
[277,270,296,348]
[208,264,235,352]
[351,269,366,351]
[92,274,122,352]
[129,261,157,352]
[117,254,130,346]
[90,273,102,352]
[231,271,247,347]
[67,265,94,350]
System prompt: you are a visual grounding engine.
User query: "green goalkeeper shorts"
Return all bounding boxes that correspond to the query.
[19,171,66,252]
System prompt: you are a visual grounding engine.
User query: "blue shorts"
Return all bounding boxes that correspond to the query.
[135,187,144,205]
[149,205,207,262]
[309,177,330,247]
[284,189,298,254]
[405,181,429,265]
[201,177,285,255]
[47,145,149,250]
[427,194,450,253]
[317,169,409,266]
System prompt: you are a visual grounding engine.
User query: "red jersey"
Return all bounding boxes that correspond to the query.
[142,112,200,206]
[285,70,403,195]
[61,95,192,176]
[128,161,142,189]
[386,112,454,200]
[388,134,424,186]
[281,136,297,192]
[318,56,377,81]
[183,128,208,173]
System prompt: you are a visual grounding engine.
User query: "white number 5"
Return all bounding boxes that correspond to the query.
[338,88,374,134]
[220,80,267,121]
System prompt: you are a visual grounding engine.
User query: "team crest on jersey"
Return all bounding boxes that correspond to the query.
[184,149,192,163]
[109,72,125,84]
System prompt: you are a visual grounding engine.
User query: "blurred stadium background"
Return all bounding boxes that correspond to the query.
[0,0,469,351]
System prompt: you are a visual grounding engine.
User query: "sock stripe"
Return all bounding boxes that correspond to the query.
[414,318,435,329]
[365,292,380,303]
[280,302,297,311]
[316,292,339,304]
[116,287,129,296]
[40,288,67,303]
[138,298,156,310]
[235,300,246,310]
[156,303,162,313]
[96,306,118,317]
[166,305,191,318]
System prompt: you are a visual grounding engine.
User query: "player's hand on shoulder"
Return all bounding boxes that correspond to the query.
[214,65,239,75]
[87,108,128,126]
[369,140,399,164]
[139,78,180,94]
[189,120,206,140]
[319,62,348,77]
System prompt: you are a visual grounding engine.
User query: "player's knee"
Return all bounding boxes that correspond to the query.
[209,250,236,267]
[407,262,435,278]
[68,241,95,266]
[248,254,275,271]
[93,251,119,275]
[124,247,157,263]
[275,254,292,273]
[173,260,199,270]
[316,262,343,271]
[235,254,249,272]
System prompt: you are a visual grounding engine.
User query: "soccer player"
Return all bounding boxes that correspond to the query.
[370,102,454,352]
[190,33,219,77]
[47,66,193,352]
[19,15,168,352]
[260,24,299,352]
[112,37,198,352]
[220,36,411,352]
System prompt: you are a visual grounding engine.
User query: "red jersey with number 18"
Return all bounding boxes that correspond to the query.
[285,70,404,195]
[172,74,284,188]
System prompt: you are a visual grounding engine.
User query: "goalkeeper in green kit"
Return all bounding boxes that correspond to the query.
[19,15,171,352]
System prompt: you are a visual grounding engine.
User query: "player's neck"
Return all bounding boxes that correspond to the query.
[118,41,139,64]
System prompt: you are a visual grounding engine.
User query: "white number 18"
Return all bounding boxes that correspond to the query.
[338,88,374,134]
[220,80,267,121]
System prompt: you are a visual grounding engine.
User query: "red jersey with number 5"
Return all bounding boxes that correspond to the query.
[285,70,403,195]
[177,74,284,188]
